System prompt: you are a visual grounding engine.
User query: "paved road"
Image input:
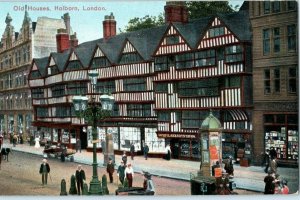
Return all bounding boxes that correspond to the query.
[2,140,299,194]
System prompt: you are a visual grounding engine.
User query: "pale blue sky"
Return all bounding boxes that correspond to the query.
[0,1,243,44]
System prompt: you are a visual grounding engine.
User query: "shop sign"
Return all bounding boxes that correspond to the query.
[157,133,197,139]
[214,167,222,177]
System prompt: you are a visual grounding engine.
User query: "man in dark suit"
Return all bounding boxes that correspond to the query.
[39,159,50,185]
[75,165,86,195]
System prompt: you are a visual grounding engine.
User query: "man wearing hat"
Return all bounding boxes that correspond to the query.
[106,158,115,183]
[117,160,126,184]
[39,159,50,185]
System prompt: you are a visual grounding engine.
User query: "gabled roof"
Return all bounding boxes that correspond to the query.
[50,50,70,72]
[33,57,49,77]
[74,39,98,67]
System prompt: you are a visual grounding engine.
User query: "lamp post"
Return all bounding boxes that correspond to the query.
[72,70,114,195]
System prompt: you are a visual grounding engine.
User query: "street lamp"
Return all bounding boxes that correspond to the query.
[72,70,114,195]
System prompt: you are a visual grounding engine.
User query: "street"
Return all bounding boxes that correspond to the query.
[0,151,259,195]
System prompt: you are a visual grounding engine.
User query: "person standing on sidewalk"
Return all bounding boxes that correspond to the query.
[122,151,127,165]
[76,138,81,153]
[117,161,125,185]
[263,150,270,173]
[13,133,18,147]
[39,159,50,185]
[264,172,275,194]
[106,158,115,183]
[130,143,135,160]
[125,163,134,187]
[143,143,149,160]
[270,157,277,174]
[75,165,86,195]
[164,144,171,160]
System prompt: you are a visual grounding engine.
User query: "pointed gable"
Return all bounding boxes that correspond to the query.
[198,17,239,49]
[49,57,56,66]
[69,51,78,61]
[94,46,105,57]
[90,45,111,68]
[119,39,143,64]
[122,41,136,53]
[155,24,191,55]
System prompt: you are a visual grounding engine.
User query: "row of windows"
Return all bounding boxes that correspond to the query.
[263,24,297,55]
[264,66,297,94]
[0,72,27,90]
[0,46,30,70]
[0,95,31,110]
[127,104,151,117]
[154,45,243,71]
[154,77,240,96]
[91,57,110,68]
[264,1,297,15]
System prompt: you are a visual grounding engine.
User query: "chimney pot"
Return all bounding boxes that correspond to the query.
[103,12,116,40]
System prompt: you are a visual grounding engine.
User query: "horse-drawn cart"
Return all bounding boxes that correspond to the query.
[43,145,75,162]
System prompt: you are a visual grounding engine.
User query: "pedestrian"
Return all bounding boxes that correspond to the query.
[143,143,149,160]
[125,163,134,187]
[130,143,135,160]
[117,161,126,185]
[101,139,106,155]
[224,157,234,177]
[39,159,50,185]
[13,133,18,147]
[211,161,220,177]
[263,150,270,173]
[274,174,282,194]
[34,136,40,148]
[264,172,275,194]
[163,144,171,160]
[281,180,289,194]
[270,157,277,174]
[269,147,277,159]
[122,151,127,165]
[76,138,81,153]
[106,158,115,183]
[75,165,86,195]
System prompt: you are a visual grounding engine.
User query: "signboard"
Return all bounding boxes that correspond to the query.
[214,167,222,177]
[157,133,197,139]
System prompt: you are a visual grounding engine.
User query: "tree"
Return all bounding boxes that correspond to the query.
[121,1,239,32]
[186,1,238,19]
[120,14,164,33]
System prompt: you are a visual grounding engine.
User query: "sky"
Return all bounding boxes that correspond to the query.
[0,0,243,44]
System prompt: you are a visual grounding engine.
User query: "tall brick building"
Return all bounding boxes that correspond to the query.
[29,2,256,161]
[249,1,298,165]
[0,9,74,140]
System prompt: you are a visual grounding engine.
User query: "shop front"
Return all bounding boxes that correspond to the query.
[264,113,298,165]
[157,132,200,160]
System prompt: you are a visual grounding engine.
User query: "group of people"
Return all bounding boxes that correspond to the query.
[263,147,289,194]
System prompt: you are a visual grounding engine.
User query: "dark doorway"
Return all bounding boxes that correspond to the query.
[170,139,180,159]
[80,128,87,149]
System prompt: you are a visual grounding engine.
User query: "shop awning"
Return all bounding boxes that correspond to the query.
[227,109,248,121]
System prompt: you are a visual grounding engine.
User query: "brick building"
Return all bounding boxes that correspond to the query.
[249,1,298,165]
[0,9,74,141]
[29,2,257,161]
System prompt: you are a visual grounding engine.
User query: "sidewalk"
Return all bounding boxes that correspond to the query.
[4,141,299,193]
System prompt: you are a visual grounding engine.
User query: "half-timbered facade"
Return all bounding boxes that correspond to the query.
[29,4,255,161]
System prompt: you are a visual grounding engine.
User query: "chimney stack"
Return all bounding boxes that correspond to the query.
[164,1,188,23]
[103,12,116,40]
[63,13,71,35]
[56,28,70,53]
[70,32,78,49]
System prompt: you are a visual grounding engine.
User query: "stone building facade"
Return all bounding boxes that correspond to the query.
[0,10,72,141]
[249,1,298,165]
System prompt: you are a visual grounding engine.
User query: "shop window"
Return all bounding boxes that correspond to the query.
[264,114,274,123]
[119,52,142,64]
[180,140,190,157]
[287,24,296,52]
[91,57,110,68]
[70,129,76,144]
[175,53,194,69]
[120,127,141,151]
[263,29,270,55]
[192,140,200,158]
[272,1,281,13]
[107,127,119,150]
[96,80,115,94]
[54,106,70,117]
[221,76,240,88]
[123,77,146,92]
[195,49,215,67]
[264,1,271,14]
[273,27,280,53]
[264,69,271,94]
[145,128,165,153]
[273,68,280,93]
[61,129,69,144]
[276,114,285,123]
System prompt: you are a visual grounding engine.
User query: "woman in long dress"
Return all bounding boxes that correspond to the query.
[34,136,40,148]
